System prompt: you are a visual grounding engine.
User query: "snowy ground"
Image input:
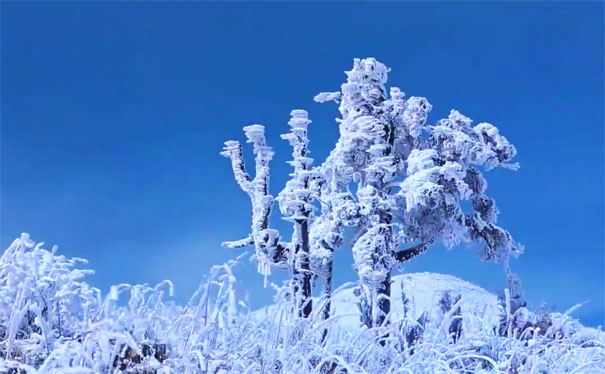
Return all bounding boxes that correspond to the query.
[256,272,503,335]
[1,234,604,373]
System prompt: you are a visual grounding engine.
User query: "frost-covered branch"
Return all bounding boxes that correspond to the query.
[392,241,432,263]
[220,141,253,194]
[313,58,522,332]
[221,235,254,249]
[315,58,402,330]
[277,110,316,318]
[221,125,286,284]
[219,57,523,333]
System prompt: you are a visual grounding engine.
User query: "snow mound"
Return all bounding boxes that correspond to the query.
[333,272,503,332]
[257,272,503,334]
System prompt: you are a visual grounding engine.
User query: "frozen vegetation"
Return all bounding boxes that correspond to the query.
[2,59,603,373]
[0,234,604,373]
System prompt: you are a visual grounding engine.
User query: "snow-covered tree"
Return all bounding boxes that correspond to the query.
[221,57,522,330]
[221,112,318,318]
[221,125,287,276]
[276,110,318,318]
[314,58,523,329]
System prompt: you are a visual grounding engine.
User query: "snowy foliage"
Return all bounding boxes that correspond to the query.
[1,235,604,374]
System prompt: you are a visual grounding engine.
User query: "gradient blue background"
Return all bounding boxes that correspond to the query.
[2,2,603,326]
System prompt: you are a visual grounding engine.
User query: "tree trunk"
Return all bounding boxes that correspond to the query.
[373,117,395,330]
[293,219,313,318]
[320,254,333,342]
[375,272,391,327]
[355,285,373,329]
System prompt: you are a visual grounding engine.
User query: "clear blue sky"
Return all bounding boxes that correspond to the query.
[2,2,603,326]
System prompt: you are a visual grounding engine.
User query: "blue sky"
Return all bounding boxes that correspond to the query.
[2,2,603,326]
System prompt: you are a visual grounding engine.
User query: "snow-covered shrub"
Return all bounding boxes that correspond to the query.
[1,234,604,374]
[0,233,100,366]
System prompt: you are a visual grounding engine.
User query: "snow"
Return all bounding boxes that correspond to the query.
[255,272,503,334]
[223,56,522,327]
[1,234,604,373]
[3,57,604,373]
[335,273,501,331]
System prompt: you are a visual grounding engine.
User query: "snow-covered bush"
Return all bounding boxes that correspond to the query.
[1,234,604,374]
[0,233,100,366]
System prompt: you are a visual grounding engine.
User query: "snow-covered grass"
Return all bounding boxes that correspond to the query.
[1,234,604,374]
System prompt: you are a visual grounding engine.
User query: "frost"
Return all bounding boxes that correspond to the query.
[0,237,601,374]
[220,58,524,331]
[5,58,586,374]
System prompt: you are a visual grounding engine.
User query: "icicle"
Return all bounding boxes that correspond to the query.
[109,286,118,301]
[255,259,271,288]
